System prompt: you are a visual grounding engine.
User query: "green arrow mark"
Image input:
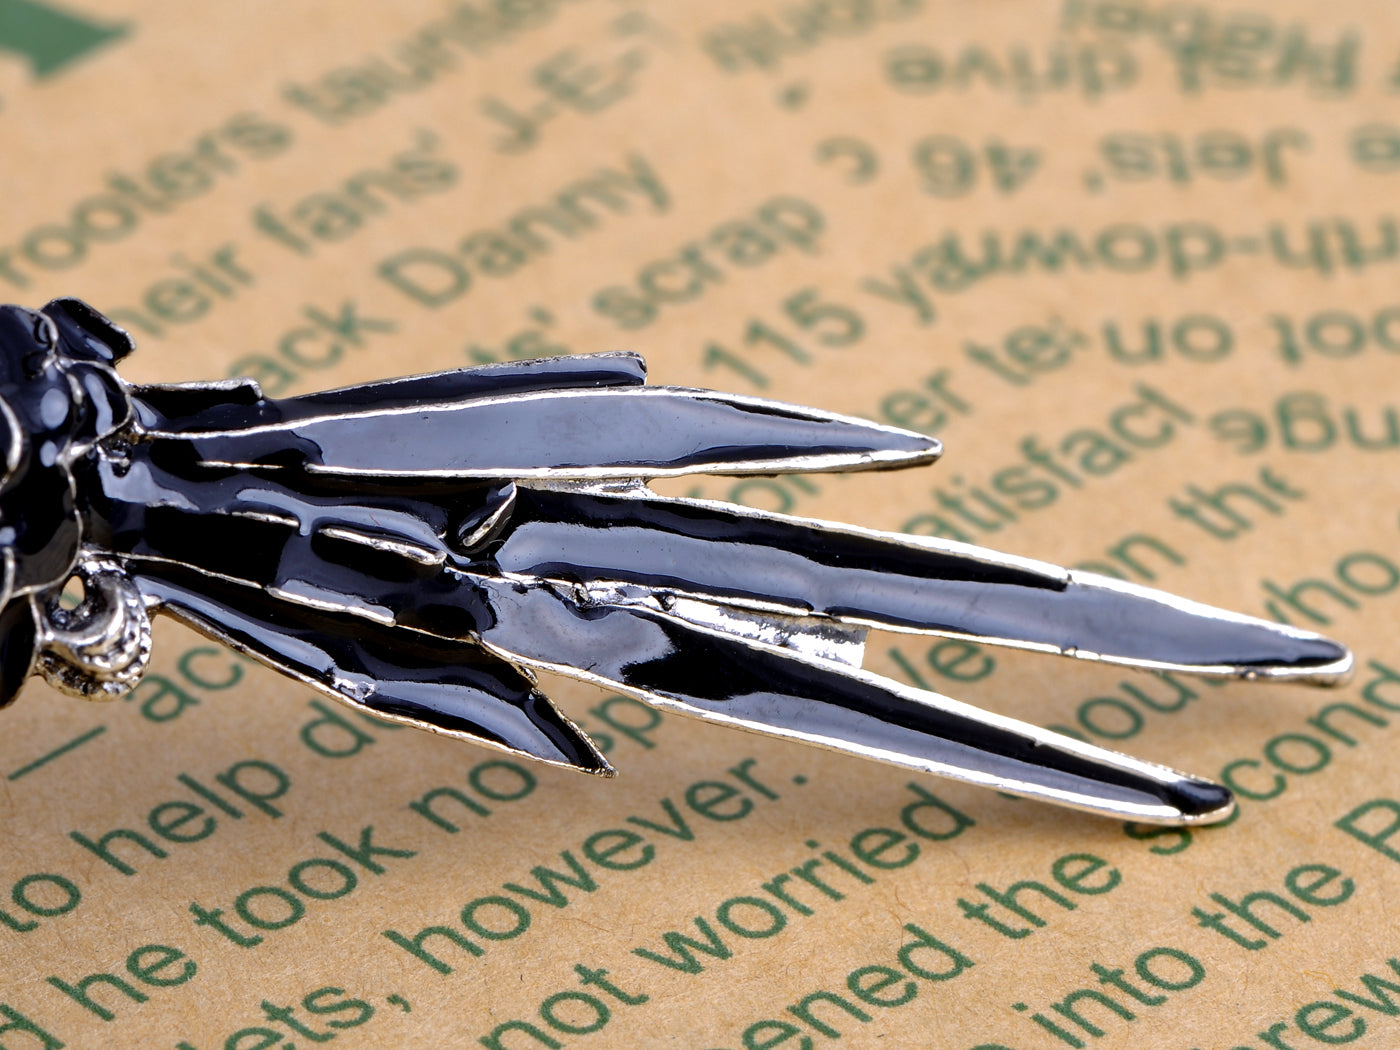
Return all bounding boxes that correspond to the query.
[0,0,128,79]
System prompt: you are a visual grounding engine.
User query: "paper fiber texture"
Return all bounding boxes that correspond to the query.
[1,2,1399,1047]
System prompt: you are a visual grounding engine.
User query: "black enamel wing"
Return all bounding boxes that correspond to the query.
[0,299,1352,825]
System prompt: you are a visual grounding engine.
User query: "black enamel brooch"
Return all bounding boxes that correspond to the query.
[0,299,1351,824]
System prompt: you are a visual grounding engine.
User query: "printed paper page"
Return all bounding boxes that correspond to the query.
[1,2,1399,1047]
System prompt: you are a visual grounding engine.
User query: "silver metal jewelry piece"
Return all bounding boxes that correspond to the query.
[0,299,1353,826]
[36,556,152,701]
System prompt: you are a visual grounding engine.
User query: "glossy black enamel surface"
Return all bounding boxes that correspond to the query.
[491,488,1347,672]
[0,301,137,705]
[146,387,942,480]
[0,299,1356,821]
[132,352,649,432]
[472,576,1236,817]
[134,567,607,774]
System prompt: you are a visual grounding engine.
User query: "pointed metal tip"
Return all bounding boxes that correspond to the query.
[576,753,617,778]
[1053,572,1357,686]
[980,734,1241,827]
[1240,639,1354,688]
[1161,777,1235,824]
[856,422,942,468]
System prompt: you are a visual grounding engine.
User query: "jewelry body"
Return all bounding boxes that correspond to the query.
[0,300,1351,826]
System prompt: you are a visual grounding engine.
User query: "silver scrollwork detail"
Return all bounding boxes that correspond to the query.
[36,557,151,701]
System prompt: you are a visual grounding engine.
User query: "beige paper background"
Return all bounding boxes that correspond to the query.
[2,2,1400,1047]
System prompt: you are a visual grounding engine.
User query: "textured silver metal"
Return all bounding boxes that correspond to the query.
[36,557,152,701]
